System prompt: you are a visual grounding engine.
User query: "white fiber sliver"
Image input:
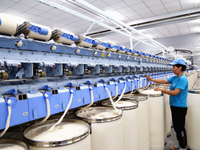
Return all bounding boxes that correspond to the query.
[90,111,118,119]
[78,108,119,119]
[114,101,136,107]
[141,89,162,95]
[0,144,25,150]
[27,122,88,141]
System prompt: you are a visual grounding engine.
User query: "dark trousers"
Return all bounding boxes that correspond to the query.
[171,106,187,149]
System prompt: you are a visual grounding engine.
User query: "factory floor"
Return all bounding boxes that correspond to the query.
[165,128,179,150]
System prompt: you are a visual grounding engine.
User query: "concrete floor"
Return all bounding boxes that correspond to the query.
[165,128,179,150]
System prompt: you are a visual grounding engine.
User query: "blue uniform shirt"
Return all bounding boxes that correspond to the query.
[167,74,188,108]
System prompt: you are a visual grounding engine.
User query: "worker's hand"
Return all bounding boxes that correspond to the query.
[145,75,152,81]
[154,88,163,92]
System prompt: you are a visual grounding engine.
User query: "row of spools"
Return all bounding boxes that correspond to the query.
[185,70,198,89]
[0,14,169,60]
[0,86,172,150]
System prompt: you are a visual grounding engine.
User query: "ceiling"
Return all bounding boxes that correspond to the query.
[1,0,200,59]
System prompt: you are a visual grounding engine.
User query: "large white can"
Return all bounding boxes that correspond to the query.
[186,73,192,89]
[187,89,200,150]
[76,107,123,150]
[23,119,91,150]
[102,99,139,150]
[164,92,172,137]
[0,139,29,150]
[139,90,165,150]
[123,94,149,150]
[156,84,172,142]
[197,69,200,78]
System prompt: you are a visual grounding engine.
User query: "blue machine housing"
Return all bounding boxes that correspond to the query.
[0,35,174,130]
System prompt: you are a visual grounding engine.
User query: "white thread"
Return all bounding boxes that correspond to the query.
[0,106,11,137]
[40,98,50,124]
[49,92,73,131]
[105,87,119,113]
[112,84,118,100]
[81,87,94,110]
[114,83,126,104]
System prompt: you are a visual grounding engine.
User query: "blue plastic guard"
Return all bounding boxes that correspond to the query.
[114,45,123,51]
[84,38,99,45]
[139,51,145,56]
[66,82,75,88]
[84,80,92,85]
[61,33,79,41]
[146,53,151,57]
[92,40,99,46]
[4,89,18,95]
[5,97,18,106]
[0,18,1,26]
[39,85,51,91]
[124,48,132,53]
[98,79,106,83]
[100,42,111,48]
[109,78,116,82]
[29,25,48,35]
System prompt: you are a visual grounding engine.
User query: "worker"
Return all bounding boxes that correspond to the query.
[146,58,188,150]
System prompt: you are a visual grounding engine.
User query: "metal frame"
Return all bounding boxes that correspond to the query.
[36,0,173,56]
[70,0,174,54]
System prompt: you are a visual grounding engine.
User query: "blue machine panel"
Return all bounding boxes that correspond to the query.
[27,92,48,121]
[0,98,29,130]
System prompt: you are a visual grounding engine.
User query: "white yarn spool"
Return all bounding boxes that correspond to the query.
[26,22,52,41]
[0,15,18,36]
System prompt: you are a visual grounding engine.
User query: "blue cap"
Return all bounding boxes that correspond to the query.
[169,58,186,66]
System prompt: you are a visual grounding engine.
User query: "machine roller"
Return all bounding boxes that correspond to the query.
[15,21,52,41]
[51,29,79,45]
[0,15,18,36]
